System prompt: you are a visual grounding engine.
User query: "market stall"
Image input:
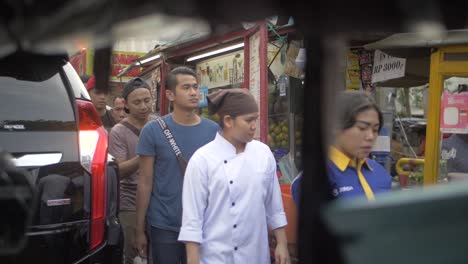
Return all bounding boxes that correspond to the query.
[361,34,468,187]
[131,19,304,261]
[136,21,306,172]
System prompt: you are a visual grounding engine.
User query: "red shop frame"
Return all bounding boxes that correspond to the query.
[158,21,270,143]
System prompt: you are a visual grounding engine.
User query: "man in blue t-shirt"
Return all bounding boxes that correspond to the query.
[135,67,219,264]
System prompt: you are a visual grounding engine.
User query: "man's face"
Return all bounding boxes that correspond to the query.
[125,88,152,121]
[226,112,259,144]
[112,97,126,122]
[88,88,109,110]
[166,74,199,110]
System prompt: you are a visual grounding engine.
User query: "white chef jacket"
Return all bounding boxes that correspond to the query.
[178,133,287,264]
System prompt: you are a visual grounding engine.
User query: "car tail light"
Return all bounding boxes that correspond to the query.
[76,99,108,250]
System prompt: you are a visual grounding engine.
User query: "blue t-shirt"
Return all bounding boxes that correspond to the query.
[136,114,219,231]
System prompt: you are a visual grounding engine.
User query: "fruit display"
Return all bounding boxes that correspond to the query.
[268,118,289,149]
[268,117,303,148]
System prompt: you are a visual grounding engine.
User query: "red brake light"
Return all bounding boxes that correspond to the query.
[77,99,103,130]
[76,99,108,250]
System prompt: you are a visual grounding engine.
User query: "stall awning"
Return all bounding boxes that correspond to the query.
[364,30,468,50]
[363,30,468,88]
[361,31,468,88]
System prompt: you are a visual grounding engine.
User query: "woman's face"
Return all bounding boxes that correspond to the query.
[335,108,380,160]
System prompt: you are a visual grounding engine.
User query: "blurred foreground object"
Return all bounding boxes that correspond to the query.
[0,150,36,255]
[323,180,468,264]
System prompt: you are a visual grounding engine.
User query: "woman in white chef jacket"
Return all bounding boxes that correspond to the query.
[178,88,290,264]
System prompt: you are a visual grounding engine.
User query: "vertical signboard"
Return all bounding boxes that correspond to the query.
[110,51,146,82]
[249,30,262,140]
[248,23,268,142]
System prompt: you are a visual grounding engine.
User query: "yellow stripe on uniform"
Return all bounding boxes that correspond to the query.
[350,160,375,201]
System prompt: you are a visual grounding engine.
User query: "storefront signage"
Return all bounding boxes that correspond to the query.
[371,49,406,84]
[345,51,361,90]
[69,50,88,76]
[441,92,468,134]
[110,51,146,81]
[196,50,244,89]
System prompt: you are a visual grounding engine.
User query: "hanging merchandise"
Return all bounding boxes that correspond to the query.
[345,50,361,90]
[283,40,304,79]
[198,86,209,108]
[268,74,303,173]
[265,26,304,169]
[278,75,287,96]
[358,49,376,94]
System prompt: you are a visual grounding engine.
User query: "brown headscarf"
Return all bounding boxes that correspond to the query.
[207,88,259,118]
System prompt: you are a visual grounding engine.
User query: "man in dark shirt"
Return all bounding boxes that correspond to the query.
[86,75,116,131]
[111,95,127,123]
[441,134,468,181]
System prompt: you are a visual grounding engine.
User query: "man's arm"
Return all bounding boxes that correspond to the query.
[186,242,200,264]
[109,127,139,179]
[134,155,154,258]
[115,156,139,179]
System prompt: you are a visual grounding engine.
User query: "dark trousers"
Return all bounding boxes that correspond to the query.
[150,226,187,264]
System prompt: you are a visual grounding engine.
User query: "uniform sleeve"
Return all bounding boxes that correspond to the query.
[136,122,156,157]
[382,167,393,190]
[178,155,209,243]
[264,153,287,230]
[291,171,302,206]
[108,126,128,160]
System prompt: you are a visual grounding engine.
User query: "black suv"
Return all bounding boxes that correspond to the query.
[0,52,123,263]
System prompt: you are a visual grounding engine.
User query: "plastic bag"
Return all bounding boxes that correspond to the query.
[278,153,298,184]
[133,256,147,264]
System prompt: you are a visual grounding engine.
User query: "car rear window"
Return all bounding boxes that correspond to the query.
[0,74,76,131]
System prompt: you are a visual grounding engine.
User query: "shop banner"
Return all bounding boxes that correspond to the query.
[196,50,244,89]
[110,51,146,82]
[70,50,88,76]
[371,49,406,84]
[441,92,468,134]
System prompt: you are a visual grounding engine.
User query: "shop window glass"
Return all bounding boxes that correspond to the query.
[443,52,468,61]
[439,76,468,183]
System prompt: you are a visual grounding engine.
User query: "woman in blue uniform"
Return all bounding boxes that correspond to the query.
[328,91,392,200]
